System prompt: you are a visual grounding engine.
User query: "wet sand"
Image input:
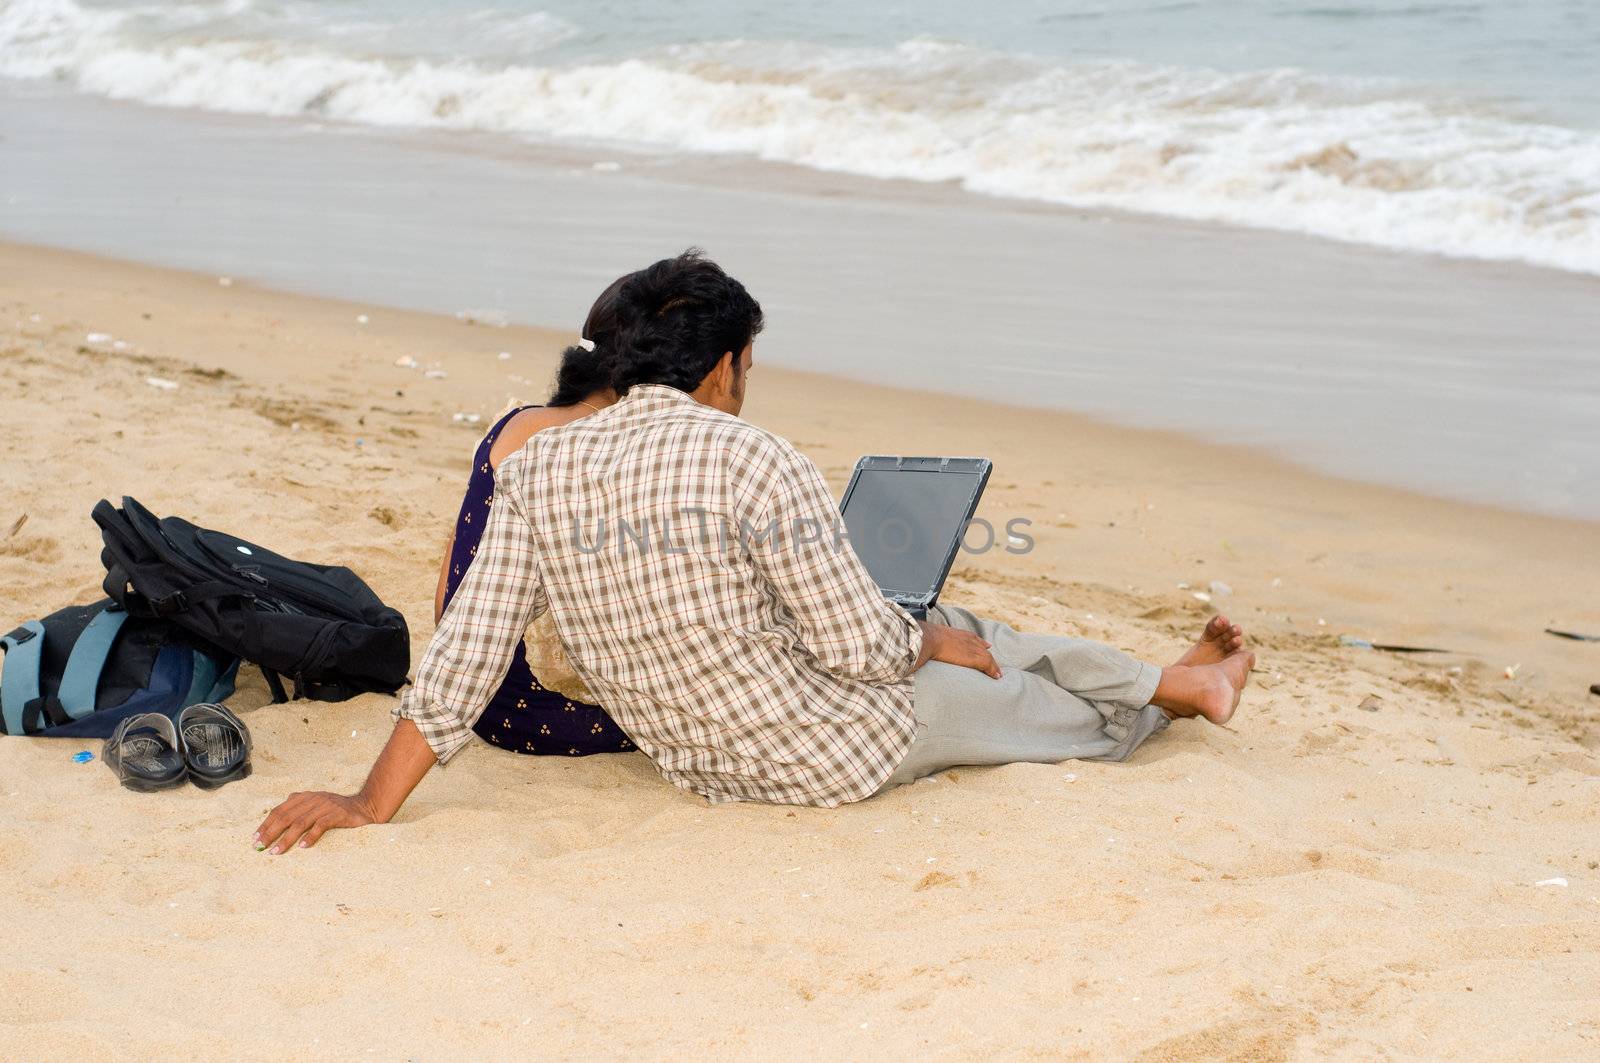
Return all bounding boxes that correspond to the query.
[4,86,1599,520]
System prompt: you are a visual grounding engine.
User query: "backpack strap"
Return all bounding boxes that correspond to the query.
[205,658,241,704]
[55,606,130,721]
[183,649,225,708]
[257,665,287,704]
[1,622,46,736]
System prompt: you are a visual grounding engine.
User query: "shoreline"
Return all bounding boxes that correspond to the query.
[6,85,1599,522]
[4,4,1599,280]
[16,76,1600,287]
[4,240,1599,1058]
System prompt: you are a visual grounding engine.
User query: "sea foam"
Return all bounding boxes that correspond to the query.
[4,0,1597,275]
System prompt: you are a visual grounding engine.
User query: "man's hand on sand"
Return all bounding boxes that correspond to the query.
[255,792,377,854]
[917,622,1003,679]
[251,720,436,855]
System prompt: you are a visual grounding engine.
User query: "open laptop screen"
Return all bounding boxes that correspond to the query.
[839,459,990,602]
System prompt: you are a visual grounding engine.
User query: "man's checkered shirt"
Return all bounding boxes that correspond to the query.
[396,385,923,806]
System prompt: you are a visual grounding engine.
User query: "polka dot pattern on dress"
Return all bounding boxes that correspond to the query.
[443,406,634,759]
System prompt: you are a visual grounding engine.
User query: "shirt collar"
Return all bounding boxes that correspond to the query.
[619,383,700,412]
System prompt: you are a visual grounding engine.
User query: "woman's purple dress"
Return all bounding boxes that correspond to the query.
[447,406,632,756]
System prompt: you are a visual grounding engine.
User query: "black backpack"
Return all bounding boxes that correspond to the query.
[1,600,239,738]
[92,496,410,703]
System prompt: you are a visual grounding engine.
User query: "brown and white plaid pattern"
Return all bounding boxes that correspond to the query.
[396,385,923,806]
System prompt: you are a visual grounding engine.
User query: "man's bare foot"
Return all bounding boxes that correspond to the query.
[1175,615,1245,667]
[1152,650,1255,725]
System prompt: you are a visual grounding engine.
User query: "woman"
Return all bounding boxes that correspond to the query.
[430,279,633,757]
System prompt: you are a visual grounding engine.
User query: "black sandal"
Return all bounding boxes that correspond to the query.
[103,713,188,792]
[178,703,252,789]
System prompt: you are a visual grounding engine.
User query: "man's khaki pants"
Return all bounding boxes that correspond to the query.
[877,604,1169,792]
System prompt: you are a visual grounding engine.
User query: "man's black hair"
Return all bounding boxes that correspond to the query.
[610,249,764,395]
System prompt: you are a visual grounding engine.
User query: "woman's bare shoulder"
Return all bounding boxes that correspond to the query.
[488,405,569,468]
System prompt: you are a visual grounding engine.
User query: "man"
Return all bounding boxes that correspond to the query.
[255,252,1252,853]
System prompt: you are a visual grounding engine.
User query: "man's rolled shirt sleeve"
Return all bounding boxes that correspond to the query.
[745,444,923,684]
[393,452,549,763]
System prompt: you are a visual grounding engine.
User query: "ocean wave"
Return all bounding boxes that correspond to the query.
[3,0,1597,275]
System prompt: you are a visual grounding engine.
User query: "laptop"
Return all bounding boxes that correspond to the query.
[837,456,992,619]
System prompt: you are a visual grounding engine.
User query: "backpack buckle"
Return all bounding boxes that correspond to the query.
[152,591,189,616]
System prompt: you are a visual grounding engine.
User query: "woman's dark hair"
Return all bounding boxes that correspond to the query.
[547,271,636,407]
[610,249,764,395]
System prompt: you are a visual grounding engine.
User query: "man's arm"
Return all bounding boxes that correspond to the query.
[253,454,549,853]
[742,445,920,682]
[915,619,1001,679]
[397,452,550,762]
[253,717,436,853]
[745,444,997,682]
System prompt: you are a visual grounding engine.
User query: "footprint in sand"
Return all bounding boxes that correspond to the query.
[367,505,403,528]
[1293,721,1374,757]
[1134,1005,1318,1061]
[0,533,61,564]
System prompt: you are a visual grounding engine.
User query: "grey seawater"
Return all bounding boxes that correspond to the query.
[3,86,1598,521]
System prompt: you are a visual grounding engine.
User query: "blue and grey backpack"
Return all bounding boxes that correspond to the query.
[1,599,239,738]
[3,495,410,737]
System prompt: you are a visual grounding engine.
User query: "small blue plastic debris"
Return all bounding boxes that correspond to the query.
[73,750,95,764]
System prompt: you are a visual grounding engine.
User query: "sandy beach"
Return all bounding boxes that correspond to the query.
[2,241,1598,1059]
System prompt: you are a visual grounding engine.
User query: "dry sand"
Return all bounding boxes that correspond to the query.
[2,243,1598,1059]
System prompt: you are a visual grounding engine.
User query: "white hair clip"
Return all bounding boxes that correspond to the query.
[576,337,596,352]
